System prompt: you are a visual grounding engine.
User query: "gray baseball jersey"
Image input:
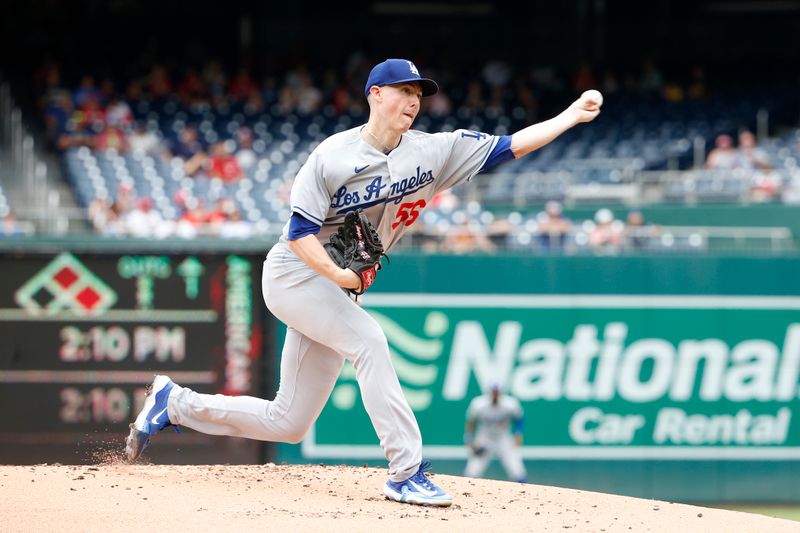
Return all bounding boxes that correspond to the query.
[282,126,500,249]
[165,124,502,486]
[464,393,527,482]
[467,394,524,440]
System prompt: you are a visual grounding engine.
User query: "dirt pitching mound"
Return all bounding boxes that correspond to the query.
[1,463,795,532]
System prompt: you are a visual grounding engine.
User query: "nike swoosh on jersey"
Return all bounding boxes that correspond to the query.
[354,164,370,174]
[151,406,168,425]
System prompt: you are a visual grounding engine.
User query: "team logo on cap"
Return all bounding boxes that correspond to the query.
[406,61,420,76]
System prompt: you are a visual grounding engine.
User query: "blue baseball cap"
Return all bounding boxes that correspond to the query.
[364,59,439,97]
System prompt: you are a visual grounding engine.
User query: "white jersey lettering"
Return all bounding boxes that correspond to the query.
[284,126,499,251]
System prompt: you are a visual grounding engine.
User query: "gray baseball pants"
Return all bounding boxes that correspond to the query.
[167,241,422,482]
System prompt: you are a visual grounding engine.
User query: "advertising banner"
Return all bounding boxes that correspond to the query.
[303,293,800,461]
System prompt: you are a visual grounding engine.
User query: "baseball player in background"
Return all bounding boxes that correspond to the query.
[126,58,601,507]
[464,384,528,483]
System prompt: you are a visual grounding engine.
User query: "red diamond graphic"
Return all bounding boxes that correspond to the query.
[53,267,79,289]
[75,287,101,310]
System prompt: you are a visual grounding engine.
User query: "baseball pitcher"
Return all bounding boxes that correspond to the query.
[125,58,601,507]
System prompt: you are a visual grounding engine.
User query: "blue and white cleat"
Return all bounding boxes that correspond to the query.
[125,375,176,462]
[383,460,453,507]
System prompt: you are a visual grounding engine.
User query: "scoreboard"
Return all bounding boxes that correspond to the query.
[0,251,272,464]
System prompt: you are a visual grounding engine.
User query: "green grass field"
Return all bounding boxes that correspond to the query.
[715,505,800,522]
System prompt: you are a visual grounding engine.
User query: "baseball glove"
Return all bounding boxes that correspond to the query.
[470,443,487,457]
[324,209,386,295]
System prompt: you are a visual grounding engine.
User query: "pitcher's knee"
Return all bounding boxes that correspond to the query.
[352,330,390,365]
[282,421,311,444]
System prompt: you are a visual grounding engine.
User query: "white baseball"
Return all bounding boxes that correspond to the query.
[582,89,603,107]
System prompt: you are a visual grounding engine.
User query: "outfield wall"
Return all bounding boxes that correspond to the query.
[279,252,800,503]
[2,238,799,501]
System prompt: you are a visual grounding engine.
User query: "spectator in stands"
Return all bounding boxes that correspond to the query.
[73,74,101,108]
[429,189,459,211]
[206,196,233,231]
[277,178,293,205]
[145,64,173,101]
[277,81,299,114]
[0,211,26,238]
[737,130,778,202]
[128,121,161,156]
[172,192,204,238]
[183,197,210,229]
[125,197,166,238]
[88,197,125,236]
[54,118,94,151]
[229,67,258,101]
[166,126,203,159]
[589,208,624,253]
[74,94,106,132]
[296,72,324,116]
[165,126,206,176]
[177,68,208,106]
[95,124,129,152]
[43,89,74,150]
[207,142,244,182]
[332,75,359,115]
[623,209,658,250]
[782,174,800,204]
[234,127,258,171]
[202,59,228,104]
[125,79,145,105]
[114,183,136,216]
[219,208,253,239]
[535,200,572,251]
[106,96,133,128]
[736,130,770,170]
[243,87,266,114]
[705,134,737,169]
[261,75,280,108]
[441,220,496,254]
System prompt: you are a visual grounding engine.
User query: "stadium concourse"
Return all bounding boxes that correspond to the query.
[2,54,799,254]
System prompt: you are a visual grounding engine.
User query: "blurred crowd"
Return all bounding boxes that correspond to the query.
[33,53,716,157]
[412,196,662,256]
[704,129,784,202]
[87,185,255,240]
[9,54,798,246]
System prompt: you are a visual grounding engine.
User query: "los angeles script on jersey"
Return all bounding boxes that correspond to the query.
[330,166,435,211]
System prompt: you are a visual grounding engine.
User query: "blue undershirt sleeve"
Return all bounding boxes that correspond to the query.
[512,416,524,435]
[288,211,322,240]
[480,135,515,171]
